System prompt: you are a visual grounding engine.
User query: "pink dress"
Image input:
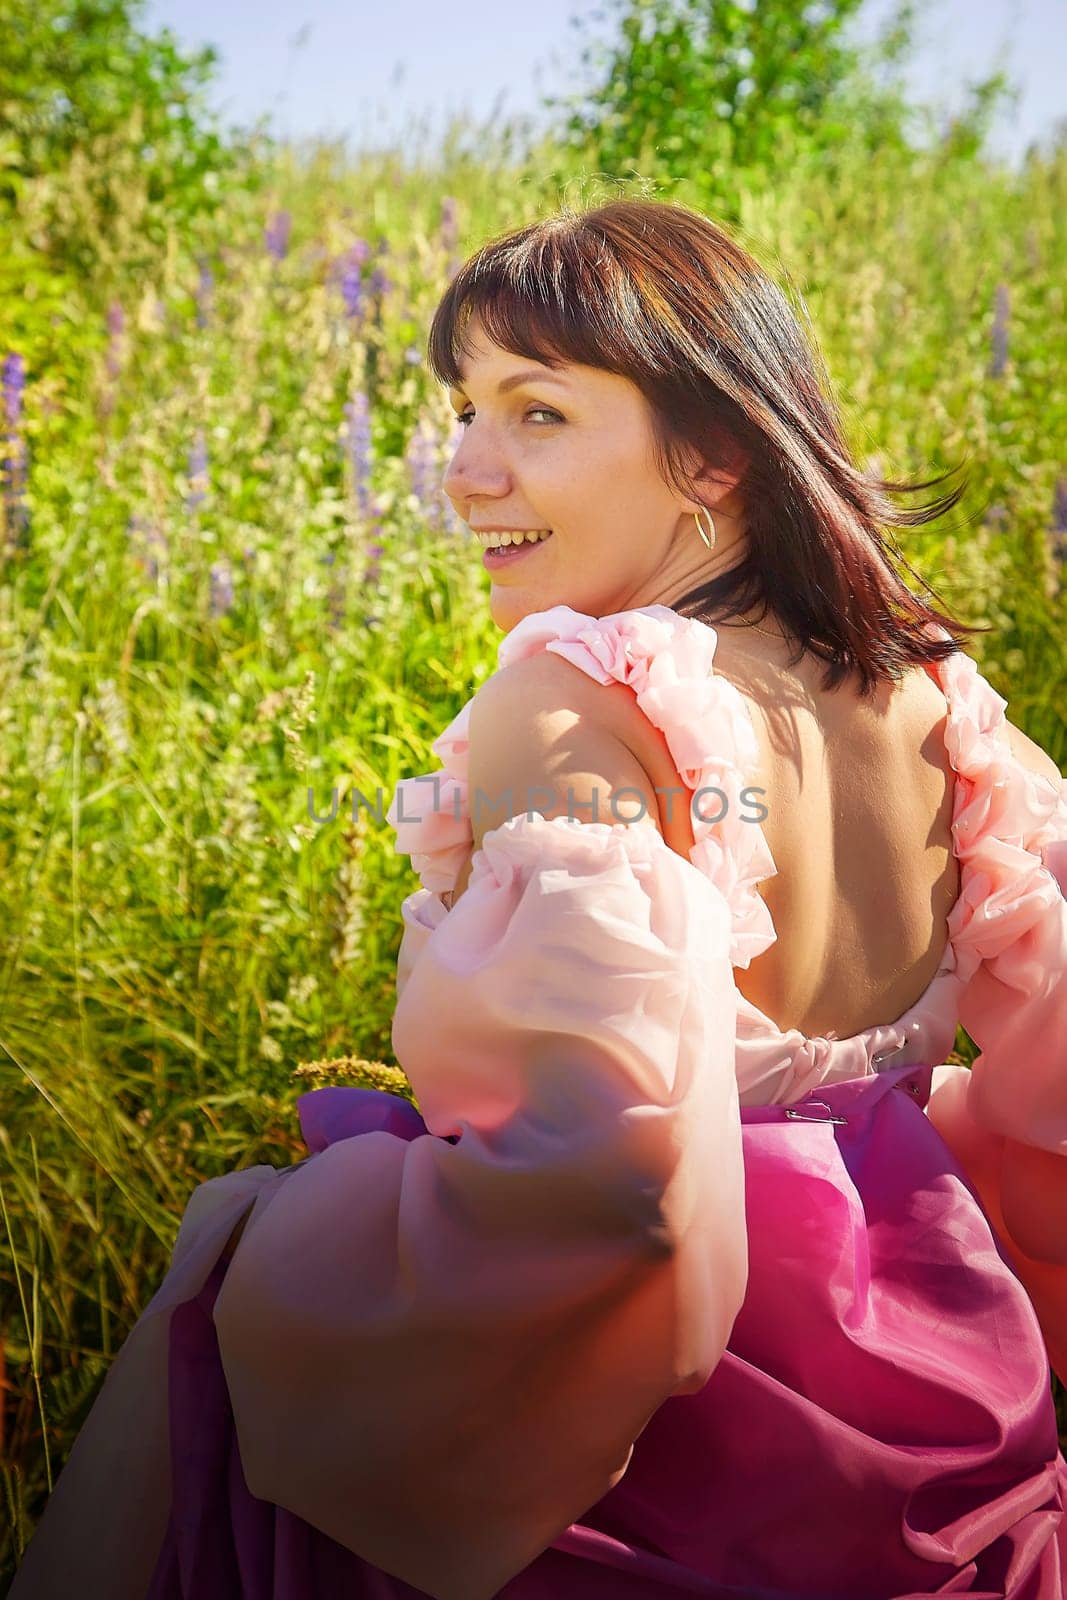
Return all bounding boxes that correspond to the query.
[10,604,1067,1600]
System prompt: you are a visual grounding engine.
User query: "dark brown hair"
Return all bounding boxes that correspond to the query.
[427,197,989,698]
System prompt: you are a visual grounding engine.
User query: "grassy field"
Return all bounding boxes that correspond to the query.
[1,113,1065,1574]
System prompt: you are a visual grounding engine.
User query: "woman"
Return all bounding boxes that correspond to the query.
[11,199,1067,1599]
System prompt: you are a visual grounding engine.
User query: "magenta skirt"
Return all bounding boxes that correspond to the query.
[147,1063,1067,1599]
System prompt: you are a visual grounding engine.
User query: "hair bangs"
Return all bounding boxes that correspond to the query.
[427,222,651,394]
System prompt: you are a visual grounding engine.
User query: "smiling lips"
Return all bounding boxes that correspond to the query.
[480,532,554,567]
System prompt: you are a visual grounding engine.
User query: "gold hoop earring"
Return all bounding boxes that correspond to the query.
[694,506,716,552]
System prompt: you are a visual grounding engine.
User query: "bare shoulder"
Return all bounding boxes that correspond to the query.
[472,650,684,786]
[1001,718,1063,788]
[471,650,642,733]
[466,652,663,847]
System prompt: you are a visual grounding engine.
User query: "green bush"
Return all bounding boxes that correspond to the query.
[0,0,269,311]
[542,0,1015,219]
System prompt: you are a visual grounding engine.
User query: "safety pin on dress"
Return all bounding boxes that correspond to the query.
[783,1101,849,1125]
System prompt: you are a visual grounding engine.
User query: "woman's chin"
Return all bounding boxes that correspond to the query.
[489,582,605,633]
[489,591,552,632]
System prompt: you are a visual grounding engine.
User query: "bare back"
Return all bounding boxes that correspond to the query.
[697,634,960,1040]
[446,623,1059,1045]
[618,627,1055,1043]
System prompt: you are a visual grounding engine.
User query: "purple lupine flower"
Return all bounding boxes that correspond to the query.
[1050,479,1067,565]
[195,257,214,329]
[2,352,24,431]
[403,345,422,365]
[265,210,292,262]
[335,238,371,321]
[106,301,125,381]
[209,558,234,617]
[442,497,463,536]
[343,390,372,517]
[368,238,391,300]
[340,254,364,322]
[442,417,466,536]
[405,416,443,528]
[988,284,1010,378]
[186,429,209,512]
[2,351,27,540]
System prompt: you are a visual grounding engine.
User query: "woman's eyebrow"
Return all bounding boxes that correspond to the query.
[449,370,572,400]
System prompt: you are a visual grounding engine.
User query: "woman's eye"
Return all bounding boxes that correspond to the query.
[454,408,562,428]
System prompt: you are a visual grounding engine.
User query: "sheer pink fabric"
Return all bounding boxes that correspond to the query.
[212,819,748,1599]
[921,649,1067,1375]
[9,603,1066,1600]
[390,603,1067,1363]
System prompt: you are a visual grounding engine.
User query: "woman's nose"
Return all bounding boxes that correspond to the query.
[442,430,511,504]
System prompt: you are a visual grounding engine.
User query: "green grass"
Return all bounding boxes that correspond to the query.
[1,112,1065,1579]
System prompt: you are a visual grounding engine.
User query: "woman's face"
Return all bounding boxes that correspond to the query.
[441,314,739,633]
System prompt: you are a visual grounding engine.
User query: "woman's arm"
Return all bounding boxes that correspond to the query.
[445,651,668,916]
[209,661,748,1600]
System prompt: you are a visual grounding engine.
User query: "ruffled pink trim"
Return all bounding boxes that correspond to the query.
[385,701,472,894]
[937,643,1067,987]
[387,605,779,970]
[474,806,668,880]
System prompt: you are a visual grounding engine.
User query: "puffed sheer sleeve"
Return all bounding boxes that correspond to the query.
[926,718,1067,1381]
[950,771,1067,1164]
[211,813,748,1600]
[933,768,1067,1269]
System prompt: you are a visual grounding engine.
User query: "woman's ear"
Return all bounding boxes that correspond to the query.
[682,439,749,511]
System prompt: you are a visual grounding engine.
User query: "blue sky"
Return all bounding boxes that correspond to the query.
[144,0,1064,167]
